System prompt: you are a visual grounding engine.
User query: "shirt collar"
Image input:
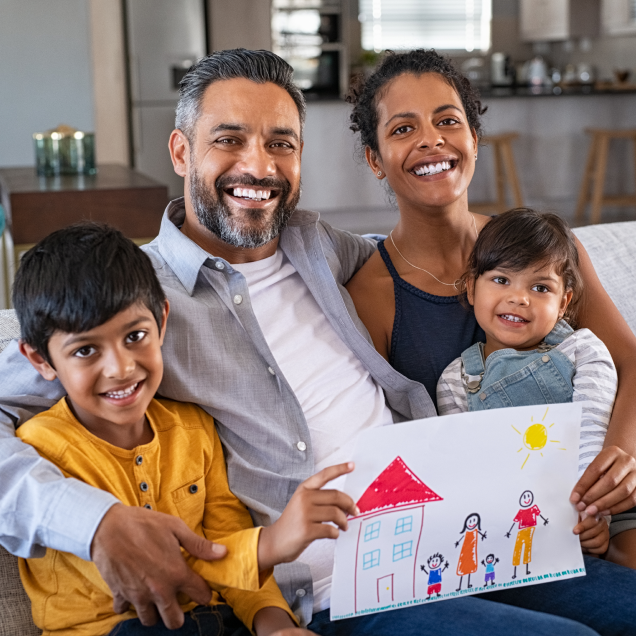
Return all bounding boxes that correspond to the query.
[157,198,214,296]
[156,197,322,295]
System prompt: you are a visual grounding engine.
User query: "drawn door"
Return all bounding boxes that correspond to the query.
[377,574,394,604]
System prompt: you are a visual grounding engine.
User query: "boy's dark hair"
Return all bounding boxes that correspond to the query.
[463,208,583,326]
[13,222,166,364]
[348,49,486,156]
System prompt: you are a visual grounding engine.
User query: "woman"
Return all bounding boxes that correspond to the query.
[455,513,487,591]
[344,49,636,620]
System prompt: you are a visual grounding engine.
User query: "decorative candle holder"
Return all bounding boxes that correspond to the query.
[33,125,96,177]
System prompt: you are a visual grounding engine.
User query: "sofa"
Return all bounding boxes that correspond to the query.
[1,220,636,635]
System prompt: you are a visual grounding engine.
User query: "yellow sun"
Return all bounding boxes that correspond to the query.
[524,424,547,450]
[512,407,567,469]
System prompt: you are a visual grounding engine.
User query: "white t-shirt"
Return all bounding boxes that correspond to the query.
[232,249,393,611]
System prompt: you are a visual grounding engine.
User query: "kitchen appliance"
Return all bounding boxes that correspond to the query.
[491,52,514,87]
[272,0,350,98]
[527,56,550,86]
[125,0,207,197]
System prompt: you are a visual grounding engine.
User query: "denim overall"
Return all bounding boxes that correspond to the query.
[461,320,575,411]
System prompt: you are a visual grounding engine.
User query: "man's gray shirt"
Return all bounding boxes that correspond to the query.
[0,199,435,624]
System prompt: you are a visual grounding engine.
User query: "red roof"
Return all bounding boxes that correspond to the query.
[356,456,443,515]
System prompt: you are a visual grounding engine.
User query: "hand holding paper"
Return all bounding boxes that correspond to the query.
[258,462,358,571]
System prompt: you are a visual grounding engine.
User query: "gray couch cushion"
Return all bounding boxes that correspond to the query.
[0,310,43,634]
[0,546,40,636]
[0,309,20,355]
[574,221,636,335]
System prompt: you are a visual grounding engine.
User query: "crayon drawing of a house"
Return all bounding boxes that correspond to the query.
[352,456,443,613]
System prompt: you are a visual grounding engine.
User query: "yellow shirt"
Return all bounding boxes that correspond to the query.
[17,398,294,636]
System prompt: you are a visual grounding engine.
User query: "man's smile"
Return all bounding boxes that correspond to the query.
[230,187,273,201]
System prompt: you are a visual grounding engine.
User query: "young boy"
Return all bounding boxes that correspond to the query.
[13,223,357,636]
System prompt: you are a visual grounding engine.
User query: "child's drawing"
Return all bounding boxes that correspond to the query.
[420,553,449,599]
[481,554,499,586]
[513,408,567,470]
[455,513,487,591]
[350,456,443,613]
[330,404,586,621]
[505,490,549,578]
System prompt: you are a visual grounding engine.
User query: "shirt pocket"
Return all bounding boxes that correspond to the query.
[172,475,205,528]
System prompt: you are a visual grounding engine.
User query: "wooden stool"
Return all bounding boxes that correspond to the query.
[470,132,524,214]
[576,128,636,224]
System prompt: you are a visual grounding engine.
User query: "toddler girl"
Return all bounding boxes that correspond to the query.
[436,208,617,555]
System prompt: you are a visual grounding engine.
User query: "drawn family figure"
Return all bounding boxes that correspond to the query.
[455,513,487,591]
[505,490,549,578]
[481,554,500,587]
[420,553,449,599]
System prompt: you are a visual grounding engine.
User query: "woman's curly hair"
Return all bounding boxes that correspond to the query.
[348,49,486,156]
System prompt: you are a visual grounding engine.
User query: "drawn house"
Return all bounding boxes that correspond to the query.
[351,456,443,613]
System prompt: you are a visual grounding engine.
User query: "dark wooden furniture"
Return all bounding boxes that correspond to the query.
[0,164,169,245]
[0,164,169,307]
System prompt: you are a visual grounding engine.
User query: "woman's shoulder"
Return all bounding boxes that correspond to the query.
[346,249,395,360]
[347,249,393,293]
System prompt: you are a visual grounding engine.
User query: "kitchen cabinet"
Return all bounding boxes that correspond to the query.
[602,0,636,35]
[520,0,600,41]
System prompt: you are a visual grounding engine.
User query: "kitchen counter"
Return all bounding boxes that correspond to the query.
[478,84,636,98]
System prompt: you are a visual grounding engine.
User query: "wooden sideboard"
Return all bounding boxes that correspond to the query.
[0,164,170,307]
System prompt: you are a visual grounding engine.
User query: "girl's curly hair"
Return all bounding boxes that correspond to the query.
[348,49,486,156]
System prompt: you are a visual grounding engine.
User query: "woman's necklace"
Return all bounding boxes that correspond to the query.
[389,213,479,291]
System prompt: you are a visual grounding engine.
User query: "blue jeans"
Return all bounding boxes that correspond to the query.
[107,604,250,636]
[481,555,636,635]
[309,556,636,636]
[309,598,596,636]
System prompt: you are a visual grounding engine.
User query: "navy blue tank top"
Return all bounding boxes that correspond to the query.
[378,240,486,411]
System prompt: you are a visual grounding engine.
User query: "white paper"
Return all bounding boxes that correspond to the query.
[330,403,585,620]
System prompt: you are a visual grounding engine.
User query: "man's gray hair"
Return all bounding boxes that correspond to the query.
[175,48,306,141]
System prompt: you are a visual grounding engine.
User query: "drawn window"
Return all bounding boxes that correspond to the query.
[364,521,381,542]
[395,515,413,535]
[392,541,413,562]
[363,549,381,569]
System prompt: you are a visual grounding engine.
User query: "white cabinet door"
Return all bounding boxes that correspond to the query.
[602,0,636,34]
[520,0,569,41]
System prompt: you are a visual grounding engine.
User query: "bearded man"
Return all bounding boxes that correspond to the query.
[0,50,628,636]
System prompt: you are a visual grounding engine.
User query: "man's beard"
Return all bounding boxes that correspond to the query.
[189,167,300,249]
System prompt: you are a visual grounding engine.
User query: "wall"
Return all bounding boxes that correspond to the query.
[208,0,272,51]
[0,0,95,167]
[89,0,129,166]
[299,101,399,235]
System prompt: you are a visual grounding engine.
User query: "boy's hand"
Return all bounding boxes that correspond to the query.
[258,462,358,571]
[570,446,636,516]
[92,504,226,628]
[253,607,318,636]
[573,513,610,555]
